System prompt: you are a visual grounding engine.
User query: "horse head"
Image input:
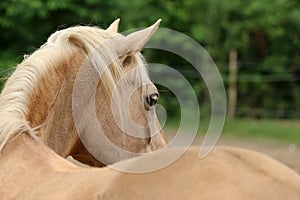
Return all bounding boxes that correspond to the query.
[70,19,167,166]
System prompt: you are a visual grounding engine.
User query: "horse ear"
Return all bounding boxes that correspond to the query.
[114,19,161,56]
[107,18,120,33]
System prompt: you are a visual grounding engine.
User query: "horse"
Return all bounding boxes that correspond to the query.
[1,133,300,199]
[0,19,167,167]
[1,19,300,199]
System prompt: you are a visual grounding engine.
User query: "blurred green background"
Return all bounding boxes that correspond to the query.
[1,0,300,122]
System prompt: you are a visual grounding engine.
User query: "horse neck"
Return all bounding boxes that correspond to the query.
[25,51,84,157]
[11,49,109,167]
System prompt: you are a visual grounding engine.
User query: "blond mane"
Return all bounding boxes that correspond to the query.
[0,26,148,151]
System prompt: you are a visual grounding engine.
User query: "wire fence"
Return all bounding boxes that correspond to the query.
[0,61,299,119]
[160,62,300,119]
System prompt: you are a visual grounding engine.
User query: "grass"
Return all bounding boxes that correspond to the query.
[164,118,300,145]
[220,119,300,145]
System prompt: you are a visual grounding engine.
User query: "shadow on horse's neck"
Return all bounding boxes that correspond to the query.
[18,51,103,167]
[24,51,82,157]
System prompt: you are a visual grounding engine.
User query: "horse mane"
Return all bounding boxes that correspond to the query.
[0,26,148,151]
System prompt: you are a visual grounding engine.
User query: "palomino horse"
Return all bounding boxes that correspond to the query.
[1,134,300,199]
[1,19,300,199]
[0,19,167,167]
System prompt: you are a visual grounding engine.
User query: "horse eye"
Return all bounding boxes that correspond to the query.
[122,56,132,67]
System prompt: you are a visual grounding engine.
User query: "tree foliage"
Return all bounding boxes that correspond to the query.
[1,0,300,118]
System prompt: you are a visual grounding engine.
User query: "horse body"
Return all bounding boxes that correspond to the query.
[107,146,300,200]
[0,134,109,199]
[1,133,300,200]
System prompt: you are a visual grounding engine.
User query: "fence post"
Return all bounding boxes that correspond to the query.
[227,49,238,119]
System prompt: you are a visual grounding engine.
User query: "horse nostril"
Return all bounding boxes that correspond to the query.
[146,93,159,107]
